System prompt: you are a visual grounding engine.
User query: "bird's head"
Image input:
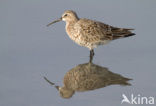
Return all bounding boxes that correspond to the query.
[59,86,75,99]
[47,10,79,27]
[61,10,79,22]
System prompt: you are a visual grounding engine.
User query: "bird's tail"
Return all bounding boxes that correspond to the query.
[120,77,132,86]
[123,33,135,38]
[112,28,135,40]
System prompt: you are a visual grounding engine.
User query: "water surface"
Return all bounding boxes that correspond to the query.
[0,0,156,106]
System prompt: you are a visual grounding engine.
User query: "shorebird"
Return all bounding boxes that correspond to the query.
[44,62,131,98]
[47,10,135,62]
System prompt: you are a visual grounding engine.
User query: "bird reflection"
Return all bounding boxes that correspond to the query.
[44,62,132,99]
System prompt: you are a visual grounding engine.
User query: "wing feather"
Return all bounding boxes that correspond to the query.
[74,19,134,43]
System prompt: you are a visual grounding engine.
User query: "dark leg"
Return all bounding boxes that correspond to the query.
[89,49,94,63]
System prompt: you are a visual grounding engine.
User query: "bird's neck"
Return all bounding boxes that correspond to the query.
[66,18,79,25]
[65,19,78,33]
[65,18,79,39]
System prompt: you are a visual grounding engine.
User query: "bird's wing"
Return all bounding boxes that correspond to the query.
[77,75,108,91]
[75,19,134,42]
[74,19,110,43]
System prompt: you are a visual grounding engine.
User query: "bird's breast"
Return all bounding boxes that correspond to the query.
[65,22,92,48]
[65,23,81,42]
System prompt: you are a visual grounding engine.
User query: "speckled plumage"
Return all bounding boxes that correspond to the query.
[61,10,135,50]
[63,63,131,91]
[44,62,132,98]
[47,10,135,62]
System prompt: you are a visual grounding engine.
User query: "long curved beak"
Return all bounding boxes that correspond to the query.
[46,17,62,27]
[43,76,60,91]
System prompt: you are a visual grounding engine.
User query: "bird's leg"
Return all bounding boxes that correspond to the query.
[89,49,94,63]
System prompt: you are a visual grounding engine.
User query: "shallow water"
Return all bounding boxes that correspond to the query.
[0,0,156,106]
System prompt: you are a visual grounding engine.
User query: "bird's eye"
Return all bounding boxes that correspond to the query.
[64,14,68,17]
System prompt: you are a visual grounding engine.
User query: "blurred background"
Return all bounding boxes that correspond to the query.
[0,0,156,106]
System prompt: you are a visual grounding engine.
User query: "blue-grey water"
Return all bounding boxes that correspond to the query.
[0,0,156,106]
